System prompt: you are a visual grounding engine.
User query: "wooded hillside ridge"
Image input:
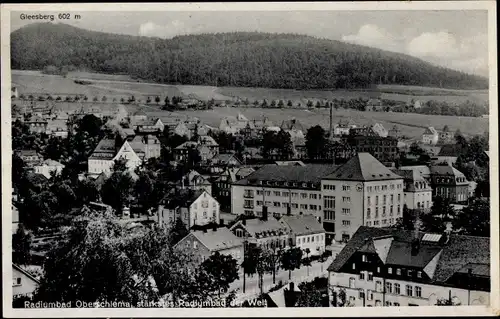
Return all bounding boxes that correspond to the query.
[11,23,488,90]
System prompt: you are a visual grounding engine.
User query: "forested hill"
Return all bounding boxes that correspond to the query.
[11,23,488,90]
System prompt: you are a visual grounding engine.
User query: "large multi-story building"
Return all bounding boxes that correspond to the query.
[328,226,490,307]
[231,164,338,220]
[429,165,469,204]
[392,169,433,211]
[321,153,404,243]
[344,134,399,162]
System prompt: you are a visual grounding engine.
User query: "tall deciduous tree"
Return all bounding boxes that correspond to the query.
[281,247,303,280]
[305,125,327,160]
[453,198,489,237]
[200,252,239,297]
[12,224,32,265]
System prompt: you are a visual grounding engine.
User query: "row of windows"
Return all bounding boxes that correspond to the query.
[297,234,324,244]
[366,205,401,218]
[255,180,317,188]
[193,201,217,209]
[349,279,422,298]
[256,189,321,199]
[323,184,336,191]
[356,262,424,279]
[367,194,401,206]
[254,201,322,211]
[366,184,402,192]
[366,218,394,226]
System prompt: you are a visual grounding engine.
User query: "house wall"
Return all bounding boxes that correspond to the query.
[329,271,489,307]
[404,190,433,211]
[12,267,38,298]
[175,233,212,265]
[88,159,114,175]
[422,134,439,145]
[434,184,469,204]
[34,165,64,179]
[296,232,326,256]
[231,185,322,220]
[188,193,220,228]
[321,179,404,242]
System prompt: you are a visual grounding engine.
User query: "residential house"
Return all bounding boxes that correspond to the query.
[128,134,162,161]
[219,113,249,134]
[25,115,48,134]
[231,164,338,220]
[328,226,490,307]
[33,159,65,179]
[230,214,290,250]
[87,138,142,175]
[198,135,219,157]
[130,109,148,124]
[429,165,469,204]
[432,144,462,165]
[212,167,255,209]
[349,126,378,137]
[134,118,164,134]
[371,123,388,138]
[321,153,404,243]
[422,127,439,145]
[113,104,129,123]
[46,119,68,138]
[366,99,384,112]
[392,169,433,211]
[388,125,401,139]
[176,169,213,195]
[334,120,356,136]
[12,264,40,299]
[157,189,220,229]
[292,137,307,159]
[438,126,454,145]
[209,153,243,173]
[15,150,43,166]
[280,214,326,256]
[174,227,244,266]
[173,122,192,139]
[174,141,199,162]
[281,119,305,137]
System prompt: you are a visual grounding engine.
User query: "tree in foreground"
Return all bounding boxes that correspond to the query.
[281,247,303,280]
[12,224,32,265]
[200,252,239,297]
[453,198,490,237]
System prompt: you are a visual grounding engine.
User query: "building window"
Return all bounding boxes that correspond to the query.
[310,204,318,210]
[309,193,318,199]
[362,254,367,262]
[397,205,401,214]
[382,206,386,217]
[394,302,400,306]
[359,272,365,280]
[375,280,382,292]
[342,196,351,203]
[383,195,387,204]
[13,278,22,286]
[193,241,198,249]
[386,282,393,294]
[324,210,335,220]
[368,272,373,281]
[375,196,379,205]
[342,185,351,191]
[376,267,381,273]
[398,194,401,202]
[367,196,371,205]
[367,290,373,301]
[406,285,413,297]
[396,268,401,275]
[274,191,281,196]
[342,208,351,215]
[324,196,336,209]
[415,286,422,298]
[352,263,356,270]
[394,283,400,295]
[407,269,413,277]
[349,277,355,288]
[367,208,371,219]
[301,193,308,198]
[417,271,422,278]
[273,202,281,207]
[375,207,379,218]
[342,220,351,226]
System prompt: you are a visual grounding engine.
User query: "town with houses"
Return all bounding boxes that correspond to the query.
[10,86,491,309]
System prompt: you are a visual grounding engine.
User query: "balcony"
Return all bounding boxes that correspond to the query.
[243,193,254,199]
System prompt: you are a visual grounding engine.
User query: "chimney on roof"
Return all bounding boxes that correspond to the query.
[262,206,268,221]
[289,282,294,292]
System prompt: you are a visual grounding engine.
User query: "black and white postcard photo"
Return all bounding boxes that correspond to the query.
[1,2,498,317]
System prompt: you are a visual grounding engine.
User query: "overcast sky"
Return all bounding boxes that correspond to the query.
[11,10,489,76]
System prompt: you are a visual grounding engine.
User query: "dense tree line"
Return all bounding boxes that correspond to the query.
[11,23,487,90]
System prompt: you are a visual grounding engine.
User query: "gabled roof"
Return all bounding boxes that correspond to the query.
[88,138,117,160]
[190,228,244,251]
[280,215,324,236]
[16,150,40,157]
[327,226,490,284]
[399,165,431,178]
[161,189,206,209]
[281,119,304,131]
[211,153,242,165]
[198,135,218,146]
[40,159,64,167]
[132,110,147,116]
[391,169,427,182]
[13,264,40,284]
[179,170,211,187]
[175,141,198,150]
[235,164,338,186]
[231,217,289,239]
[423,127,438,135]
[324,153,402,181]
[430,165,466,178]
